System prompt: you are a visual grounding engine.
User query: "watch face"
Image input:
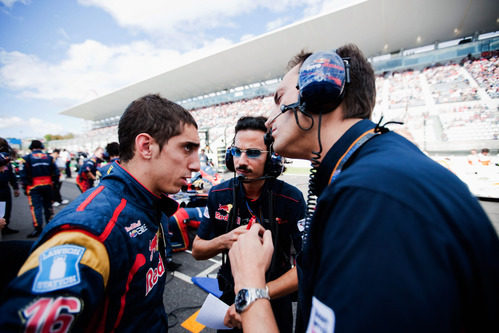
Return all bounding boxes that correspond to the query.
[235,289,249,313]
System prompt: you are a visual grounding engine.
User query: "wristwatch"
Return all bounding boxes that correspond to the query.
[234,287,270,313]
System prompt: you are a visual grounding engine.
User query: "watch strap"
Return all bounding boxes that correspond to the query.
[235,286,270,313]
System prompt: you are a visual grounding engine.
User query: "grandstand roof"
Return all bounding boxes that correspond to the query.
[62,0,498,121]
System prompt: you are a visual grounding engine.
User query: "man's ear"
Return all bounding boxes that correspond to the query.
[135,133,154,160]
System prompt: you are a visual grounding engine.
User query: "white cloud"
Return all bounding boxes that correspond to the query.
[0,116,64,136]
[240,34,255,42]
[78,0,302,37]
[0,0,348,105]
[0,37,232,103]
[0,0,29,8]
[266,17,291,32]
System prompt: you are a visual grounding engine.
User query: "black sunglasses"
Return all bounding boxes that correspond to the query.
[230,147,268,158]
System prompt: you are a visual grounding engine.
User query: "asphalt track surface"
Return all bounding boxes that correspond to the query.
[2,174,498,332]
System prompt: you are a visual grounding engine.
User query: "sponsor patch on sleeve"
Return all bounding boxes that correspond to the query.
[307,296,335,333]
[203,206,210,219]
[32,245,86,293]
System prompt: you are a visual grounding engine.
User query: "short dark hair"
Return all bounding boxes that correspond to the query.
[290,44,376,120]
[105,142,120,157]
[0,137,9,153]
[336,44,376,119]
[235,116,267,136]
[287,50,312,71]
[118,94,198,162]
[29,140,44,150]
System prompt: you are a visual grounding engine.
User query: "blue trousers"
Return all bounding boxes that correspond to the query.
[28,185,53,229]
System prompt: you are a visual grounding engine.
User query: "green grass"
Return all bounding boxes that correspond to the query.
[283,167,311,175]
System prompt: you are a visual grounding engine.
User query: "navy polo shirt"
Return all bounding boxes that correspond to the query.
[298,119,499,332]
[198,177,305,277]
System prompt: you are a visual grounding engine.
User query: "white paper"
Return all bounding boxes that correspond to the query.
[0,201,5,217]
[196,293,231,330]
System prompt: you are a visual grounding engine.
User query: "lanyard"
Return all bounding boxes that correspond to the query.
[245,199,261,226]
[328,128,379,185]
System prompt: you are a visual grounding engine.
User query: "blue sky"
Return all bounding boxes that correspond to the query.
[0,0,349,139]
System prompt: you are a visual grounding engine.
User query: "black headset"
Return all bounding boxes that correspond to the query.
[225,145,284,178]
[281,50,350,116]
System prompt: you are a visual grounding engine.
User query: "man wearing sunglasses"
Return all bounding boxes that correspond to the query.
[192,116,305,332]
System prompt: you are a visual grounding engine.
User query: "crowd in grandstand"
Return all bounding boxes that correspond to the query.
[40,52,497,165]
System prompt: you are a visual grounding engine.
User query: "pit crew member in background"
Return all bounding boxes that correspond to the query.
[20,140,58,238]
[76,146,104,192]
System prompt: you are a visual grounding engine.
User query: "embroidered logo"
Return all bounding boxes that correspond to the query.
[215,203,232,221]
[218,203,233,214]
[33,245,85,293]
[145,256,165,296]
[148,233,159,261]
[125,220,148,238]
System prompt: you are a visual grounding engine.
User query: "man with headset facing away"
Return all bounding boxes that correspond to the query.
[227,44,499,332]
[192,116,305,332]
[20,140,59,238]
[0,94,200,332]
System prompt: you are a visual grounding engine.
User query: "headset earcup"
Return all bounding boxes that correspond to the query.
[266,153,284,178]
[225,148,235,172]
[298,51,346,114]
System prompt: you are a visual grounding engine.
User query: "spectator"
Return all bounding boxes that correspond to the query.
[479,148,491,166]
[50,149,69,207]
[60,149,72,178]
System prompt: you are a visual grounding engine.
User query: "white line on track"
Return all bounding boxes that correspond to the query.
[196,262,221,277]
[172,271,193,284]
[172,250,222,283]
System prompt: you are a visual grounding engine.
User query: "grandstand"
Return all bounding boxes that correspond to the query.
[54,0,498,160]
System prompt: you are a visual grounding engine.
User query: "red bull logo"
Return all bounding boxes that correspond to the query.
[218,203,232,214]
[215,203,233,221]
[149,233,159,261]
[145,256,165,295]
[125,220,142,232]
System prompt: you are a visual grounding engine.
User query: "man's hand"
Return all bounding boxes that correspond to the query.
[229,224,274,292]
[222,225,251,250]
[0,217,6,229]
[14,189,20,197]
[224,304,242,329]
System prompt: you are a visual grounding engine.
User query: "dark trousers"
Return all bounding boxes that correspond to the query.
[52,180,62,203]
[0,189,12,225]
[65,160,72,178]
[28,185,53,229]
